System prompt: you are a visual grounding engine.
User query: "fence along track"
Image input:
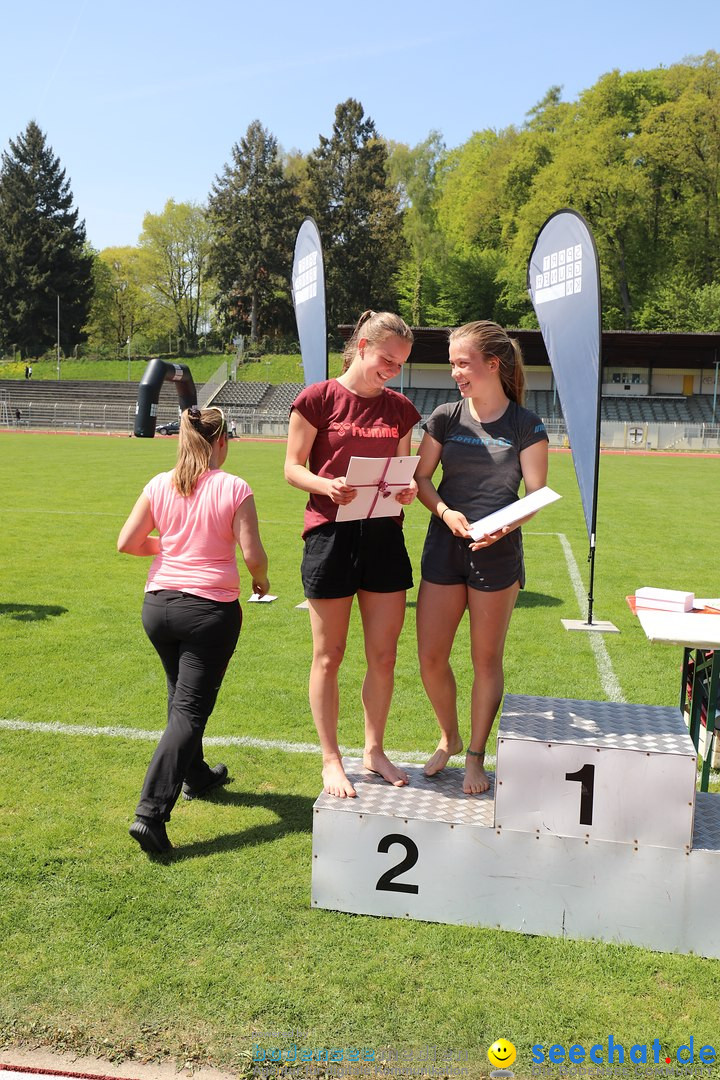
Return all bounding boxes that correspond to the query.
[3,395,720,451]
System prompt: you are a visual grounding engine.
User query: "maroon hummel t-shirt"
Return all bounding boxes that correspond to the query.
[291,379,421,536]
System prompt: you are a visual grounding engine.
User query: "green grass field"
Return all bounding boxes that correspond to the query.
[1,432,719,1078]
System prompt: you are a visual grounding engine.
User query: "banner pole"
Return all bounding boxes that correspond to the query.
[587,538,596,624]
[586,246,604,626]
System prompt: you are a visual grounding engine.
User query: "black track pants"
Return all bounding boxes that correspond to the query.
[135,589,241,822]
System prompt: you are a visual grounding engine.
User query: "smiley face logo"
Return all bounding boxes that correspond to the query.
[488,1039,517,1069]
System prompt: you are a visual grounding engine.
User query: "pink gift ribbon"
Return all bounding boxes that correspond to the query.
[351,458,398,519]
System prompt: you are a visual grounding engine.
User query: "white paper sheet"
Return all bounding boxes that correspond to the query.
[636,609,720,649]
[468,486,562,542]
[335,456,420,522]
[247,593,278,603]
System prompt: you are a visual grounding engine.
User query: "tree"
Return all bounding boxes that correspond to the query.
[208,120,298,342]
[498,69,675,327]
[139,200,213,352]
[306,99,404,330]
[430,127,527,325]
[636,274,720,331]
[638,52,720,288]
[84,246,173,355]
[388,132,446,325]
[0,121,93,356]
[525,86,566,130]
[83,255,116,354]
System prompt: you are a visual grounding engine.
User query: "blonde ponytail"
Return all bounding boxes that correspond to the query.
[173,406,226,496]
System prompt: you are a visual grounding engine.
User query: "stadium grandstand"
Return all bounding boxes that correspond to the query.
[2,329,719,450]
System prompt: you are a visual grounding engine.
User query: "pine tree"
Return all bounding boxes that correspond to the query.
[208,120,298,342]
[0,121,94,357]
[306,99,404,332]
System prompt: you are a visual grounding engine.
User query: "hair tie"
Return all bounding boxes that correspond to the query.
[188,405,201,423]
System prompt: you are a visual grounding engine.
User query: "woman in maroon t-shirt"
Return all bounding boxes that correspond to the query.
[285,311,420,798]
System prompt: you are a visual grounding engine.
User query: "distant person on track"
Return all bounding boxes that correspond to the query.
[118,405,269,854]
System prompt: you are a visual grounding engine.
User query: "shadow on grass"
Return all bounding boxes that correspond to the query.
[515,591,563,609]
[0,602,68,622]
[169,788,314,862]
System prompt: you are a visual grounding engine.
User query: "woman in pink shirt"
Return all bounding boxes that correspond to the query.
[118,405,269,854]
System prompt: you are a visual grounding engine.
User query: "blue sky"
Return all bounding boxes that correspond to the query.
[2,0,718,251]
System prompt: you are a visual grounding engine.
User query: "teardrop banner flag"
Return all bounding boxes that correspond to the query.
[292,217,327,386]
[527,209,609,628]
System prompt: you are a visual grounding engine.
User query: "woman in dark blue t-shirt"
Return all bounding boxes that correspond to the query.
[415,320,549,794]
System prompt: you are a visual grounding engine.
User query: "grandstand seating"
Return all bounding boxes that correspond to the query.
[692,396,718,423]
[2,376,718,430]
[0,378,202,409]
[596,396,704,424]
[213,382,271,408]
[524,389,715,425]
[526,389,564,419]
[256,383,305,412]
[0,378,204,432]
[402,387,459,416]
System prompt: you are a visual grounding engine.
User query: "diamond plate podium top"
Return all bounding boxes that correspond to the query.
[500,694,694,754]
[312,759,495,827]
[692,793,720,851]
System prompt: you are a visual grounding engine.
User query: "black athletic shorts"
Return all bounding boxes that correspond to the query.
[301,518,414,599]
[420,516,525,592]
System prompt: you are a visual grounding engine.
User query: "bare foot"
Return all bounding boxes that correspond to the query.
[424,733,463,777]
[322,759,357,798]
[463,750,491,795]
[363,748,409,787]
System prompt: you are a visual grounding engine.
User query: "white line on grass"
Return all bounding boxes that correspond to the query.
[0,718,482,767]
[533,530,625,703]
[1,533,621,752]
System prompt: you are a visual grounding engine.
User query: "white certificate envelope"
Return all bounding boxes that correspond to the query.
[468,486,562,541]
[335,456,420,523]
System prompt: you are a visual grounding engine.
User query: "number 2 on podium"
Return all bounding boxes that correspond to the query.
[375,834,420,894]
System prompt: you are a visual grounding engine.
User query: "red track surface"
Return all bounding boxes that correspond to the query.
[2,429,719,456]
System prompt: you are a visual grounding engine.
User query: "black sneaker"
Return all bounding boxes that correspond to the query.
[129,817,172,854]
[181,763,229,801]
